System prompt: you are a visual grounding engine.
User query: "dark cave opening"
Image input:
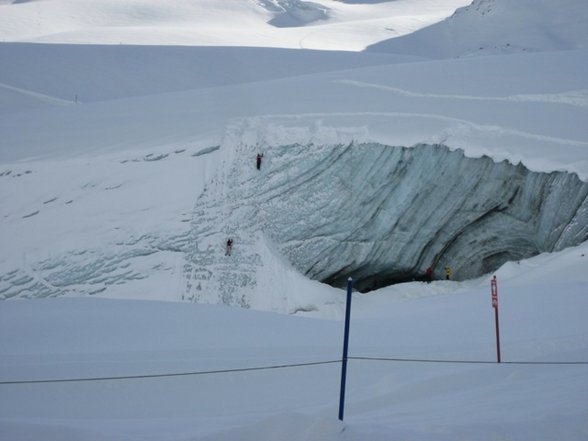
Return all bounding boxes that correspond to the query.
[300,143,588,294]
[269,143,588,296]
[323,271,427,293]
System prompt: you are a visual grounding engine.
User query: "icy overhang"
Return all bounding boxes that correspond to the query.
[187,142,588,295]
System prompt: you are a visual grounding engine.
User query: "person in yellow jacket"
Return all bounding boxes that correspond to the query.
[444,265,452,280]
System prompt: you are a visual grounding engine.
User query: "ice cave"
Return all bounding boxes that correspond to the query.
[187,142,588,294]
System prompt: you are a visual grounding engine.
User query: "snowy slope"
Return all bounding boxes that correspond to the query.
[0,43,416,109]
[368,0,588,57]
[0,0,471,50]
[1,243,588,440]
[1,0,588,439]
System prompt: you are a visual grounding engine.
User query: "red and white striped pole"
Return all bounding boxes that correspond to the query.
[491,275,501,363]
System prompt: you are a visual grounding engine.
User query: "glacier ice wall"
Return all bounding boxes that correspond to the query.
[260,0,329,28]
[2,138,586,305]
[184,141,588,296]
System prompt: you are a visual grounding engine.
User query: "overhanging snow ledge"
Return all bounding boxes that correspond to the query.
[184,142,588,301]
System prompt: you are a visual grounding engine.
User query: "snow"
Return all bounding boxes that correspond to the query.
[0,0,587,439]
[0,0,471,50]
[2,244,588,440]
[368,0,588,57]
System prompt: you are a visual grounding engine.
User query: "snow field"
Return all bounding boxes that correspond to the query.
[0,0,472,50]
[0,0,587,439]
[1,243,587,440]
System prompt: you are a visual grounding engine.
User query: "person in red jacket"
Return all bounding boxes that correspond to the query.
[425,266,433,283]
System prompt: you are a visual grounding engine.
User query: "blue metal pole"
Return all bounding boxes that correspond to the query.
[338,277,353,421]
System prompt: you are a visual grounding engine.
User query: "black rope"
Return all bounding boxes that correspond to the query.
[0,360,341,385]
[3,356,587,386]
[349,356,588,365]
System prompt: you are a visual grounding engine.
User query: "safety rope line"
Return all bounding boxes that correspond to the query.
[349,356,588,365]
[0,360,341,385]
[2,356,587,385]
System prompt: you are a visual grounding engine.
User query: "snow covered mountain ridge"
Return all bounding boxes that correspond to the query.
[2,0,585,55]
[368,0,588,57]
[0,0,471,50]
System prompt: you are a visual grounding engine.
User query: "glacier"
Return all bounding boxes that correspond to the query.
[2,130,587,304]
[184,135,588,300]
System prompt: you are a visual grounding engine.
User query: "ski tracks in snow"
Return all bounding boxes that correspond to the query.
[250,111,588,149]
[0,81,76,106]
[336,80,588,108]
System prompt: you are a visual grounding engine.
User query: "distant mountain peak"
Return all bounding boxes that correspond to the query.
[368,0,588,58]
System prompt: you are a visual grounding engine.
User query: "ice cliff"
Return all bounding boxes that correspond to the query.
[2,132,587,305]
[259,0,329,28]
[184,138,588,298]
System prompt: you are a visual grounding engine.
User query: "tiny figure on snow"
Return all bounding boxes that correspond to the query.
[225,238,233,256]
[256,153,264,170]
[444,265,452,280]
[425,266,433,283]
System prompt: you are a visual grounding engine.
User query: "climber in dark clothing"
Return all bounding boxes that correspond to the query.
[225,238,233,256]
[256,153,263,170]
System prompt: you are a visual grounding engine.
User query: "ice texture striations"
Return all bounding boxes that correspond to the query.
[260,0,329,28]
[2,139,587,305]
[0,233,190,300]
[184,141,588,297]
